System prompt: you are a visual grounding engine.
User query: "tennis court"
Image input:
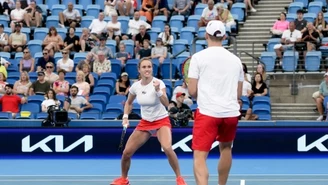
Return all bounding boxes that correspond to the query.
[1,158,327,185]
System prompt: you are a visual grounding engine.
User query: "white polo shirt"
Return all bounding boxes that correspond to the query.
[89,19,107,34]
[188,46,244,118]
[129,77,168,122]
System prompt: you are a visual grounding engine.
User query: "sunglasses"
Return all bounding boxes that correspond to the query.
[43,53,48,55]
[46,66,53,68]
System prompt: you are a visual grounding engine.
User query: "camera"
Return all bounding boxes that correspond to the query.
[169,107,192,127]
[42,105,70,127]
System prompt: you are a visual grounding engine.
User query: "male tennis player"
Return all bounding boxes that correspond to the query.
[188,20,244,185]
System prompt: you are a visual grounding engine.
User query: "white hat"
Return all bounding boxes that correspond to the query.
[206,20,226,38]
[324,72,328,77]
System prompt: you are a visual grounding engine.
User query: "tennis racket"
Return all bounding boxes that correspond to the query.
[181,57,191,85]
[118,125,128,151]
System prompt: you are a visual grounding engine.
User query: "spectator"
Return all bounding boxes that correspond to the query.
[89,12,107,41]
[63,27,80,52]
[29,71,51,95]
[251,73,268,97]
[58,2,81,28]
[270,12,289,38]
[117,0,135,16]
[139,0,155,23]
[9,1,25,32]
[274,21,302,66]
[56,50,74,73]
[8,22,27,52]
[82,64,95,93]
[123,12,151,40]
[219,0,233,10]
[36,49,56,72]
[301,22,320,54]
[295,9,307,34]
[215,4,236,30]
[72,71,90,98]
[80,28,95,52]
[23,0,42,28]
[63,86,93,115]
[0,61,7,77]
[244,0,256,13]
[154,0,169,18]
[76,52,94,72]
[116,42,130,67]
[93,51,112,75]
[136,39,151,59]
[104,0,118,16]
[172,0,190,16]
[53,69,70,96]
[0,24,10,52]
[13,71,31,96]
[135,25,151,55]
[315,72,328,121]
[173,92,191,112]
[242,72,252,98]
[0,71,7,96]
[91,36,113,59]
[158,24,174,51]
[254,63,267,82]
[171,80,193,106]
[314,12,328,38]
[0,84,27,118]
[242,63,252,82]
[19,48,35,72]
[43,27,64,57]
[238,99,257,120]
[0,0,15,16]
[115,72,130,96]
[198,0,217,27]
[41,89,61,112]
[151,38,167,65]
[44,62,59,84]
[107,12,122,46]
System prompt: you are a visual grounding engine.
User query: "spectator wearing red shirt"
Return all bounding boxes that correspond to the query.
[0,84,27,118]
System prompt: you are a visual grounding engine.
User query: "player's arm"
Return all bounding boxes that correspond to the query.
[124,93,136,116]
[188,78,198,99]
[237,63,245,100]
[237,81,243,100]
[158,88,169,107]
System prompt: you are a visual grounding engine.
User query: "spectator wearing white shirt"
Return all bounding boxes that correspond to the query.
[242,73,252,97]
[106,12,122,46]
[104,0,117,16]
[0,0,15,16]
[10,1,26,32]
[56,50,74,73]
[117,0,135,16]
[198,0,217,27]
[89,12,108,41]
[41,89,61,112]
[0,24,9,52]
[59,2,81,28]
[122,11,151,40]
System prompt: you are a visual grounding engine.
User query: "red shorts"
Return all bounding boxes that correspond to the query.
[136,116,171,136]
[192,109,238,152]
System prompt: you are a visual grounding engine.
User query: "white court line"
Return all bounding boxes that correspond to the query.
[240,179,245,185]
[0,174,327,177]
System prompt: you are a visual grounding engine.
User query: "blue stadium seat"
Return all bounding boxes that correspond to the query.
[194,3,207,15]
[34,28,49,40]
[305,51,322,71]
[7,59,18,72]
[106,40,117,54]
[0,112,12,119]
[315,0,327,7]
[36,112,48,119]
[105,103,124,114]
[288,2,304,14]
[125,59,139,79]
[46,16,60,28]
[0,15,9,27]
[190,104,198,112]
[7,72,20,80]
[174,80,183,87]
[21,103,40,113]
[101,112,119,120]
[152,16,167,32]
[6,79,16,85]
[230,3,245,22]
[79,0,93,9]
[162,79,173,97]
[89,94,108,109]
[73,4,83,17]
[65,72,76,81]
[172,39,188,56]
[252,104,271,120]
[197,27,206,38]
[86,5,100,17]
[75,27,83,37]
[73,52,87,64]
[187,15,201,30]
[80,112,100,120]
[252,96,271,106]
[100,72,117,81]
[51,4,66,16]
[195,40,207,52]
[294,0,308,7]
[68,112,78,120]
[320,37,328,57]
[282,51,299,72]
[93,86,111,100]
[169,15,184,32]
[108,95,126,104]
[81,16,95,28]
[62,0,76,4]
[16,113,35,119]
[240,96,250,107]
[260,52,276,72]
[110,59,123,78]
[56,95,66,106]
[28,95,45,104]
[266,38,281,52]
[307,1,323,15]
[28,40,43,57]
[147,28,160,43]
[39,4,49,19]
[161,59,177,79]
[120,40,134,58]
[132,103,141,116]
[180,27,196,45]
[83,102,103,113]
[15,52,23,61]
[46,0,60,10]
[0,52,10,60]
[152,58,160,77]
[303,13,316,23]
[286,13,297,22]
[56,28,67,40]
[54,52,63,63]
[118,16,130,34]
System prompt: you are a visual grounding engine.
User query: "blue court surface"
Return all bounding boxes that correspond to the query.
[0,158,327,185]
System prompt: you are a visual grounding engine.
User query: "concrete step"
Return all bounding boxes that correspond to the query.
[239,31,271,35]
[272,115,319,120]
[247,15,280,20]
[244,20,276,25]
[237,43,265,47]
[251,11,288,16]
[271,111,317,115]
[240,27,270,31]
[259,0,292,4]
[255,4,290,8]
[237,39,270,43]
[271,103,316,107]
[238,35,271,39]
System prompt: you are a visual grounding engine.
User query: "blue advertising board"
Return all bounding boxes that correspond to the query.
[0,126,328,158]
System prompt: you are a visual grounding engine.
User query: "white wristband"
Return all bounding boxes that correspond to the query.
[156,90,164,97]
[123,114,128,119]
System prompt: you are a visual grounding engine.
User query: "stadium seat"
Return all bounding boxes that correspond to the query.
[314,0,326,7]
[46,0,60,10]
[83,102,103,113]
[194,3,207,15]
[51,4,66,16]
[240,96,250,107]
[161,59,177,79]
[151,58,160,77]
[195,40,207,52]
[7,72,20,80]
[190,104,198,112]
[0,112,12,119]
[230,3,245,22]
[294,0,308,7]
[180,27,196,45]
[68,112,78,120]
[79,0,93,9]
[172,39,188,56]
[28,95,45,105]
[120,40,134,58]
[46,16,60,28]
[80,112,100,120]
[105,103,124,114]
[252,104,271,120]
[110,59,123,78]
[28,40,43,57]
[286,13,297,22]
[282,51,299,72]
[15,52,23,61]
[320,37,328,57]
[307,1,323,15]
[162,79,173,95]
[108,95,126,104]
[56,95,66,106]
[89,94,108,109]
[81,16,95,28]
[152,16,167,32]
[73,52,87,64]
[305,51,321,71]
[62,0,76,4]
[86,5,100,17]
[132,103,141,116]
[0,52,10,60]
[21,103,40,113]
[56,28,67,40]
[34,28,49,40]
[73,4,83,17]
[147,28,160,43]
[100,72,117,81]
[36,112,48,119]
[118,16,130,34]
[174,80,183,87]
[106,40,117,54]
[0,15,9,27]
[169,15,184,32]
[93,86,111,100]
[187,15,201,30]
[303,13,316,23]
[197,27,206,38]
[260,52,276,72]
[252,96,271,106]
[266,38,281,52]
[288,2,304,14]
[125,59,139,79]
[101,112,119,120]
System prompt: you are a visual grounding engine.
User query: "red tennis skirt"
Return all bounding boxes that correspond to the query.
[136,116,171,136]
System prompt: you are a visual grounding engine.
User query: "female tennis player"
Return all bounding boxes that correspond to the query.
[110,58,187,185]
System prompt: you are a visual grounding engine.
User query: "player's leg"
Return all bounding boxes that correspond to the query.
[217,117,238,185]
[192,110,219,185]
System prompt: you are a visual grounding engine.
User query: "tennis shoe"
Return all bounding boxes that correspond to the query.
[176,176,187,185]
[110,177,130,185]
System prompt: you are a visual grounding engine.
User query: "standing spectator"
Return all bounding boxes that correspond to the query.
[29,71,51,95]
[63,27,80,52]
[198,0,217,27]
[0,24,10,52]
[56,50,74,73]
[53,69,70,97]
[19,48,35,72]
[123,12,151,40]
[13,71,31,96]
[23,0,42,28]
[9,1,25,32]
[93,51,112,75]
[43,27,64,57]
[172,0,190,16]
[58,2,81,28]
[106,13,122,46]
[36,49,56,72]
[91,36,113,59]
[63,85,93,116]
[8,22,27,52]
[0,84,27,118]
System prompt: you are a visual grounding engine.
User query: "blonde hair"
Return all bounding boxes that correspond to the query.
[76,70,85,82]
[20,71,30,82]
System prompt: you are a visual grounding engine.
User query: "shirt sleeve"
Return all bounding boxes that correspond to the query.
[188,55,199,79]
[129,83,136,95]
[159,80,165,90]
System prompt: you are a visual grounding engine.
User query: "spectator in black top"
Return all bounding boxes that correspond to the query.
[251,73,268,97]
[36,49,56,72]
[136,39,151,59]
[134,25,151,56]
[295,9,307,34]
[302,22,320,54]
[63,27,80,52]
[173,92,191,112]
[115,72,130,96]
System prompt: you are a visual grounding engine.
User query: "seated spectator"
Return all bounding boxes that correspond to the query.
[63,27,80,53]
[29,71,51,96]
[80,28,95,52]
[0,84,27,118]
[238,99,257,120]
[139,0,155,23]
[171,80,193,106]
[0,60,7,77]
[9,1,25,32]
[274,21,302,66]
[82,64,95,93]
[59,3,81,28]
[158,24,174,50]
[41,89,61,112]
[116,42,130,67]
[8,22,27,52]
[0,0,15,16]
[117,0,135,16]
[315,72,328,121]
[43,27,64,57]
[63,86,93,115]
[23,0,42,28]
[136,39,151,59]
[172,0,190,16]
[251,73,268,97]
[244,0,256,13]
[198,0,217,28]
[0,72,7,96]
[135,25,151,55]
[242,63,252,82]
[115,72,130,96]
[72,71,90,98]
[53,69,70,97]
[107,13,122,46]
[0,24,10,52]
[44,62,59,84]
[151,38,167,66]
[75,52,94,72]
[242,72,252,97]
[314,12,328,38]
[36,49,56,72]
[91,36,113,59]
[295,9,307,34]
[254,63,267,82]
[123,12,151,40]
[89,12,107,41]
[19,48,35,72]
[56,50,74,73]
[168,93,193,120]
[270,12,289,38]
[104,0,118,16]
[13,71,31,96]
[0,56,10,70]
[154,0,169,18]
[216,4,236,30]
[302,22,320,55]
[93,51,112,76]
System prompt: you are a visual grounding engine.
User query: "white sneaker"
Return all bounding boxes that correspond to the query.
[317,115,323,121]
[58,23,65,28]
[251,8,257,12]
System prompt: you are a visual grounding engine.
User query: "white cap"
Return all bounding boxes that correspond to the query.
[205,20,226,38]
[324,72,328,77]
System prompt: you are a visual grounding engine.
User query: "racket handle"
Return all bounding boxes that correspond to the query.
[123,124,128,129]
